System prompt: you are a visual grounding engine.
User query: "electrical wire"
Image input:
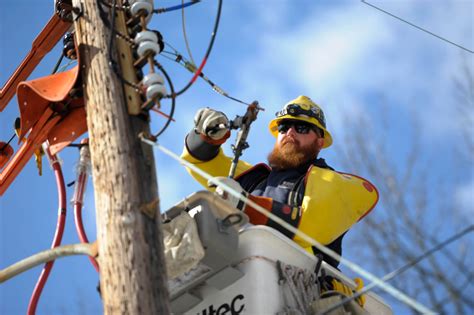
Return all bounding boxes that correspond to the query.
[0,243,96,283]
[181,0,196,66]
[140,138,435,315]
[0,133,15,152]
[162,46,251,106]
[169,0,223,97]
[51,53,65,75]
[73,141,100,272]
[152,62,175,138]
[56,59,77,73]
[361,0,473,54]
[153,0,201,14]
[319,224,474,314]
[27,144,67,315]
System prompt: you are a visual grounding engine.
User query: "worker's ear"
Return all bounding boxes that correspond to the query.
[316,137,324,150]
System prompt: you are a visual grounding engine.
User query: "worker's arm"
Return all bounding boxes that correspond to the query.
[181,108,252,188]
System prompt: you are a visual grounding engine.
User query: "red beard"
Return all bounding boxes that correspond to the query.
[267,136,320,170]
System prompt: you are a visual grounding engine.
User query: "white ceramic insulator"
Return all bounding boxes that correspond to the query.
[146,84,167,100]
[128,0,153,6]
[130,1,153,19]
[137,41,161,57]
[142,73,164,87]
[134,30,158,45]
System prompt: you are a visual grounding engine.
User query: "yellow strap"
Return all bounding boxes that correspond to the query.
[34,147,44,176]
[329,277,366,307]
[354,277,366,307]
[16,123,44,176]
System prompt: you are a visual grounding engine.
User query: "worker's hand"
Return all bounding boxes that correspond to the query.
[208,176,248,210]
[194,108,230,140]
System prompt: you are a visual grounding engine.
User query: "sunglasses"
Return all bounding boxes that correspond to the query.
[277,121,318,135]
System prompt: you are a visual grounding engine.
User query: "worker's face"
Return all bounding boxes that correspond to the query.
[268,120,324,170]
[276,121,323,149]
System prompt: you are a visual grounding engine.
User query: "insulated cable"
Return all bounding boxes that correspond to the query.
[27,144,67,315]
[319,224,474,314]
[0,133,15,152]
[153,0,201,14]
[73,140,100,272]
[181,0,196,66]
[140,138,435,315]
[26,51,72,312]
[161,46,251,106]
[151,62,175,138]
[51,53,65,76]
[169,0,223,97]
[0,243,97,284]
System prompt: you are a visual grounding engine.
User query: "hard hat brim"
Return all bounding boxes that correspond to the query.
[269,115,333,148]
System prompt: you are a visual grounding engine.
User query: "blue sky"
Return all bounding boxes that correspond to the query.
[1,0,473,314]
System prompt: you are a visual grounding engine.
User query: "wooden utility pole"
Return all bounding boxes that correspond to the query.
[71,0,170,313]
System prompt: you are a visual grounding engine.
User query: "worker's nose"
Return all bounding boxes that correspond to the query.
[286,126,297,136]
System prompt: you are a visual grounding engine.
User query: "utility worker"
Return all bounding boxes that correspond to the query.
[181,95,378,267]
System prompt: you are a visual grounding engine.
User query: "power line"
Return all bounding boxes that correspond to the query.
[319,224,474,314]
[361,0,473,54]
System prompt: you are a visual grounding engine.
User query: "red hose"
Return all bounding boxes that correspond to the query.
[73,170,99,272]
[27,146,66,315]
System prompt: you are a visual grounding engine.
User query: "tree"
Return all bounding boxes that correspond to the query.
[336,63,474,314]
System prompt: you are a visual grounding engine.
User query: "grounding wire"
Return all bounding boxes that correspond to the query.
[140,138,435,315]
[319,224,474,314]
[168,0,223,97]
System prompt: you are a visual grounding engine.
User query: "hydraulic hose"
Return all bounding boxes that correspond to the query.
[73,139,99,272]
[27,143,67,315]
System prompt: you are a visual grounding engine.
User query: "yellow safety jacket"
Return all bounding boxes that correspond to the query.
[181,146,378,256]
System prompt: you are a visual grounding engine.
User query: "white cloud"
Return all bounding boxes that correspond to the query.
[234,1,473,145]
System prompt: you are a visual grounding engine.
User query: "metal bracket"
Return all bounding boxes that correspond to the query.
[72,3,84,21]
[115,6,143,115]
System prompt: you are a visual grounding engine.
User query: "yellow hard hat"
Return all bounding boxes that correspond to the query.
[269,95,333,148]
